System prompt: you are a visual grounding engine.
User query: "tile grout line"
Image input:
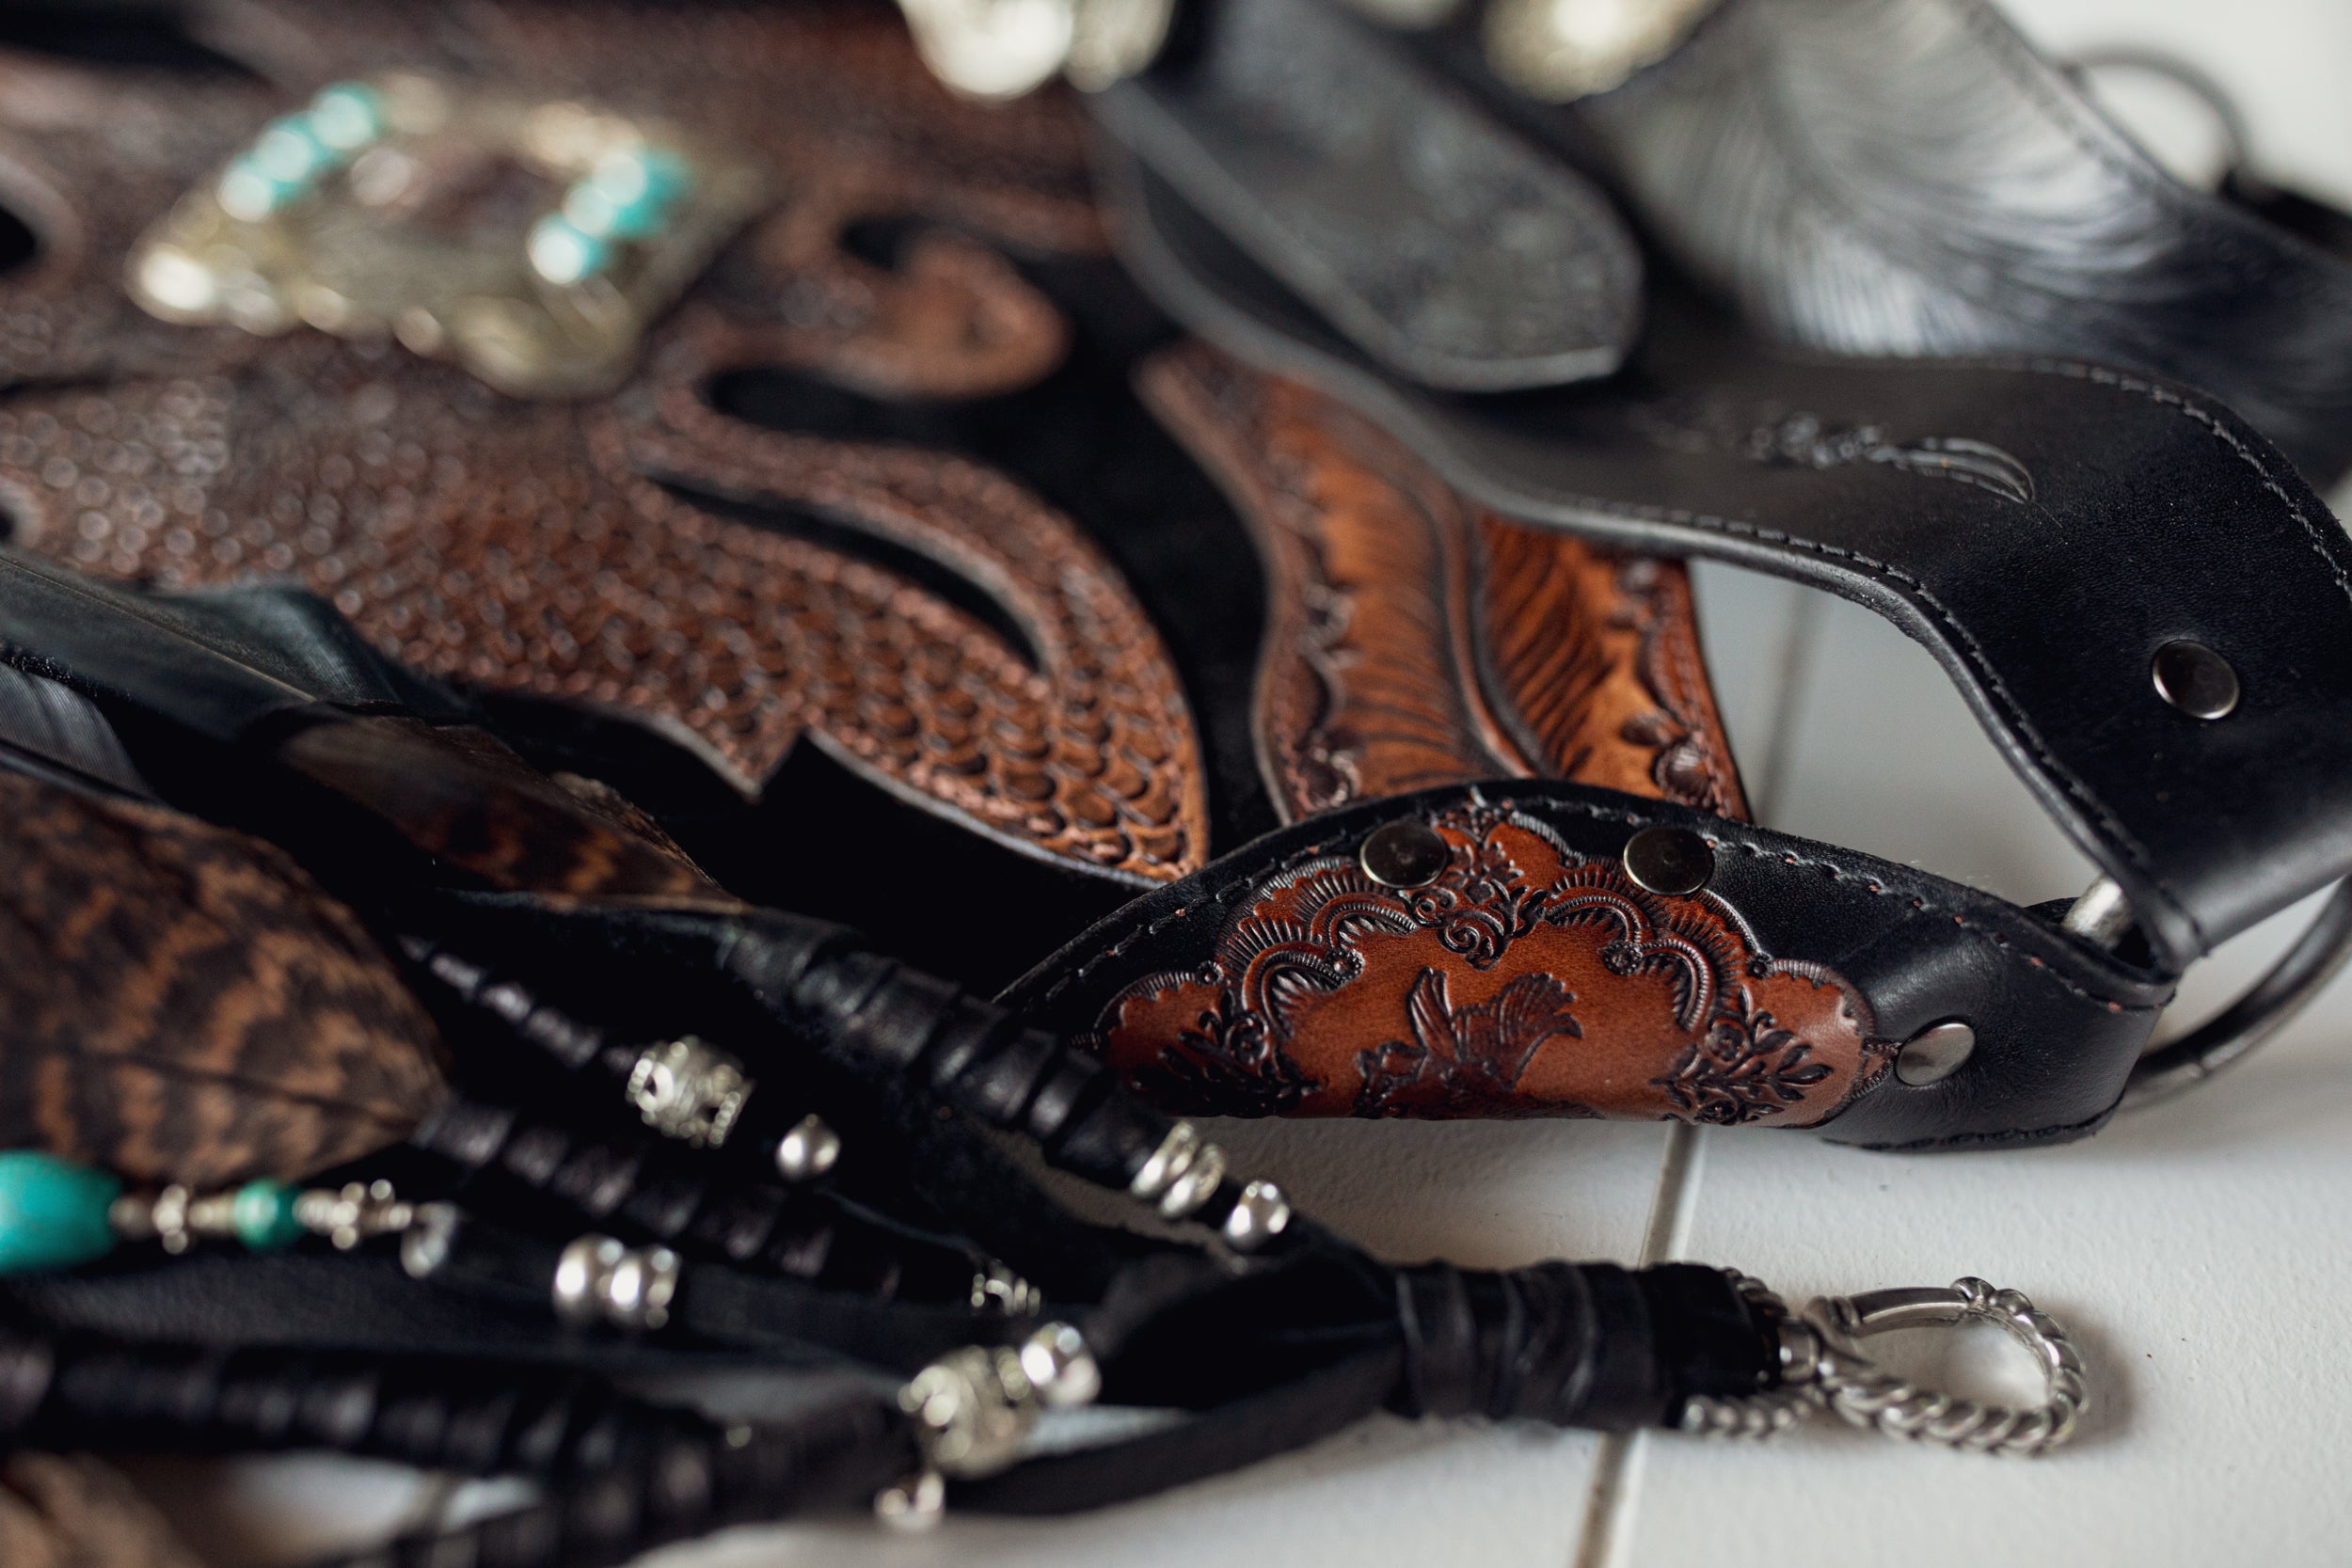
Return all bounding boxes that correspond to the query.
[1573,578,1813,1568]
[1568,1124,1709,1568]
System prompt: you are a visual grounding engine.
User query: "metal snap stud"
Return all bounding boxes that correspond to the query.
[1896,1021,1976,1086]
[1622,826,1713,896]
[1359,818,1450,888]
[2151,640,2239,720]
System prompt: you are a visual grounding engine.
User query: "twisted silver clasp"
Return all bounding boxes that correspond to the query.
[1683,1274,2089,1456]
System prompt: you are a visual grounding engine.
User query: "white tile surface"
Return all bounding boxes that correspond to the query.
[183,0,2352,1561]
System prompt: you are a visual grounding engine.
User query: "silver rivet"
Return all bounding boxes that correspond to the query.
[1896,1021,1977,1086]
[1221,1179,1292,1253]
[1622,826,1713,896]
[774,1114,841,1182]
[1360,818,1451,888]
[2152,640,2239,720]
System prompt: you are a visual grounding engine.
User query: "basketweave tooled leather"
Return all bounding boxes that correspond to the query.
[0,3,1206,889]
[0,1,1759,1126]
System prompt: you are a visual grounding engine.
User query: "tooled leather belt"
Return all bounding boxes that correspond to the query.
[1,0,2348,1162]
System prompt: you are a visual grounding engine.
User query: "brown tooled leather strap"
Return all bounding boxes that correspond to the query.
[1140,341,1748,825]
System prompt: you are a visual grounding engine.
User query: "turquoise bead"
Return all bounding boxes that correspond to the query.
[217,155,297,223]
[564,180,668,242]
[0,1153,120,1275]
[527,214,610,285]
[231,1180,305,1251]
[589,147,691,212]
[251,116,330,183]
[307,82,386,153]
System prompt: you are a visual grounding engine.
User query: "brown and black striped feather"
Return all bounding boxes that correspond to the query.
[0,772,448,1187]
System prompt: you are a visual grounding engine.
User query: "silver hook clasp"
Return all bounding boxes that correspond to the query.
[1683,1273,2090,1456]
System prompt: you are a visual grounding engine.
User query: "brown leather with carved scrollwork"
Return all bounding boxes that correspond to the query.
[1140,342,1747,825]
[0,1,1772,1125]
[0,5,1207,885]
[1091,796,1885,1123]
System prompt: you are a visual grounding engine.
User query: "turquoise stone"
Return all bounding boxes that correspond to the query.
[216,155,296,223]
[308,82,386,153]
[527,214,610,284]
[0,1153,120,1275]
[230,1180,305,1252]
[564,180,668,242]
[589,146,691,212]
[251,116,330,183]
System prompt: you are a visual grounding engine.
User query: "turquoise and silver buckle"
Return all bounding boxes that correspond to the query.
[125,72,765,398]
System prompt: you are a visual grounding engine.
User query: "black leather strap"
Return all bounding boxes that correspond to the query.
[1092,0,1639,390]
[1492,0,2352,487]
[1094,137,2352,974]
[2124,879,2352,1108]
[1391,1260,1759,1428]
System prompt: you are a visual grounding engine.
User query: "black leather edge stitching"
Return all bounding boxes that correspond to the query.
[1841,1092,2122,1153]
[1027,788,2158,1015]
[1456,343,2352,957]
[1450,469,2175,933]
[1701,836,2161,1013]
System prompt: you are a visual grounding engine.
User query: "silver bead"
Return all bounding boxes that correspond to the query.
[970,1261,1042,1318]
[294,1180,416,1250]
[1158,1139,1227,1219]
[1018,1322,1102,1409]
[399,1202,462,1279]
[626,1036,752,1148]
[551,1234,680,1330]
[773,1114,842,1182]
[150,1185,192,1254]
[552,1235,616,1323]
[1129,1121,1200,1201]
[1129,1121,1229,1219]
[898,1345,1040,1478]
[874,1468,945,1532]
[1221,1179,1292,1252]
